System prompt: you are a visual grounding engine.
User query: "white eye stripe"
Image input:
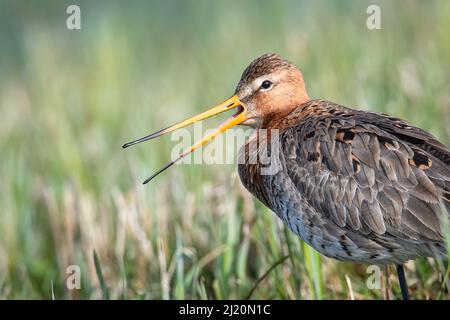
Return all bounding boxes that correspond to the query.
[252,73,281,91]
[237,73,280,99]
[253,76,271,89]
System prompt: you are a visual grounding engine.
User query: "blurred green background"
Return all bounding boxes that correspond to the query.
[0,0,449,299]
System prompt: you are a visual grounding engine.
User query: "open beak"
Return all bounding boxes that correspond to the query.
[123,95,247,184]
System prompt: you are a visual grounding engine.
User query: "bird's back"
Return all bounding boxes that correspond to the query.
[238,99,450,264]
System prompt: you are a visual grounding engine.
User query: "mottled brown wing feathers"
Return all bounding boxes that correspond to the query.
[281,100,450,241]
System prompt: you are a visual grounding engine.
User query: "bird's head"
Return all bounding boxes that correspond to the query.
[235,53,310,128]
[123,53,309,183]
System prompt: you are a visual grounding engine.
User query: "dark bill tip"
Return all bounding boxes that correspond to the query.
[122,126,171,150]
[142,154,183,184]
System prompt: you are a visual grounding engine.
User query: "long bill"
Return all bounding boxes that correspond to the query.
[122,95,247,184]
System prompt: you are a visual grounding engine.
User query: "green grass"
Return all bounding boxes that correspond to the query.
[0,0,449,299]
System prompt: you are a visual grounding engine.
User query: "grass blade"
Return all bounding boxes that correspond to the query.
[245,255,289,300]
[93,250,110,300]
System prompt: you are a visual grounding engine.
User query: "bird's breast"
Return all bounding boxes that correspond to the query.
[237,130,306,219]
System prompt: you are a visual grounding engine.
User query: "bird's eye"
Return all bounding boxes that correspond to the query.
[260,80,273,91]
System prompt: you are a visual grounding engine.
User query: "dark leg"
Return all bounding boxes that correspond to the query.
[396,264,410,300]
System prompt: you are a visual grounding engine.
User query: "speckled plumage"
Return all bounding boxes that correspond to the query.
[126,53,450,267]
[238,55,450,265]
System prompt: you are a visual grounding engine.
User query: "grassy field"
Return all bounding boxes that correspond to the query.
[0,0,449,299]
